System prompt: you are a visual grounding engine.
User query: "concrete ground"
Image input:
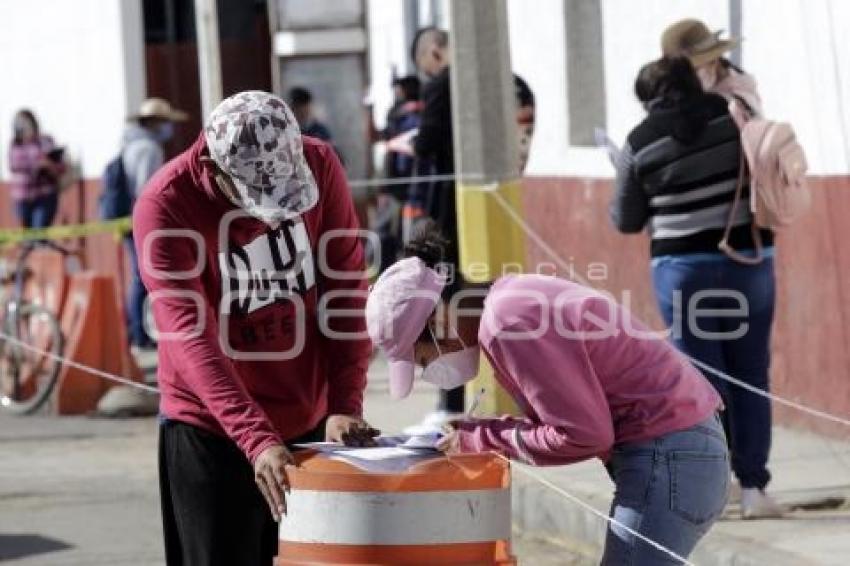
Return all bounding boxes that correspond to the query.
[0,358,578,565]
[513,430,850,566]
[1,355,848,564]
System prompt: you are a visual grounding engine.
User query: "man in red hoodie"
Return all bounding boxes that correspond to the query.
[133,90,376,565]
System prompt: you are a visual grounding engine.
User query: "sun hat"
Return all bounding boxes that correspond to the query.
[661,19,740,67]
[129,98,188,122]
[204,90,319,223]
[365,257,447,399]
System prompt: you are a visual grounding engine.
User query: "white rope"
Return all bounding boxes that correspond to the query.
[687,357,850,428]
[348,172,485,189]
[0,330,159,394]
[496,453,696,565]
[483,188,850,428]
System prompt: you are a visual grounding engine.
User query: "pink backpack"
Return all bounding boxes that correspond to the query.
[719,98,811,264]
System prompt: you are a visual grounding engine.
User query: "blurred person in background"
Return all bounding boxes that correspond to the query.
[288,86,344,164]
[406,26,465,430]
[7,109,65,229]
[288,86,335,143]
[404,27,537,434]
[374,75,423,273]
[514,75,536,173]
[610,56,781,519]
[122,97,188,350]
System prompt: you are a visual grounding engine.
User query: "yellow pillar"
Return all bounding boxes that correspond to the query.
[450,0,525,417]
[456,180,524,416]
[449,0,525,415]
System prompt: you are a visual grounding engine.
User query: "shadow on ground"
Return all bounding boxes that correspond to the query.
[0,534,72,561]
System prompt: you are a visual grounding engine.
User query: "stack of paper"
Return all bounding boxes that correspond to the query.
[295,434,444,473]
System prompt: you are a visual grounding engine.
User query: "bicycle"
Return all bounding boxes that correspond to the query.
[0,240,79,414]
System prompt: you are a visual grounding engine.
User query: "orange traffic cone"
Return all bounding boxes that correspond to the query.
[53,272,144,415]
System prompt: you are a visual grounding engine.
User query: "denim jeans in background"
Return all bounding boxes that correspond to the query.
[601,414,729,565]
[125,236,153,347]
[651,250,775,490]
[15,192,59,229]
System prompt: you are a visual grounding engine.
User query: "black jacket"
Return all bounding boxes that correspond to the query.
[414,67,454,176]
[412,67,458,268]
[611,93,772,257]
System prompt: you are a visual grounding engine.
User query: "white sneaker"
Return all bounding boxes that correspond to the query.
[727,480,742,505]
[741,488,784,519]
[403,410,464,436]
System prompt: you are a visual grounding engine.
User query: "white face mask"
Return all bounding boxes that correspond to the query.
[421,324,480,390]
[696,64,719,90]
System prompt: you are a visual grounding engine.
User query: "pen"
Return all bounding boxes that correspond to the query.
[467,387,486,419]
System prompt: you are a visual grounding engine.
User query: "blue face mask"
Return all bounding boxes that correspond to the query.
[155,122,175,143]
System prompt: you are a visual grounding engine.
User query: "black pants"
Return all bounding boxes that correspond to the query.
[159,419,325,566]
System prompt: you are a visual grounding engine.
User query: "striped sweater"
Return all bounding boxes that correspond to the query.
[610,93,773,257]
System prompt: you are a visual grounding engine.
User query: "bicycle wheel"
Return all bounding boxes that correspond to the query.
[0,302,64,415]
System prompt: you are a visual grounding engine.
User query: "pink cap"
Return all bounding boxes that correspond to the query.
[365,257,447,399]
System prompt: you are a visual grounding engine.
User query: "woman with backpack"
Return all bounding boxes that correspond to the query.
[610,55,782,519]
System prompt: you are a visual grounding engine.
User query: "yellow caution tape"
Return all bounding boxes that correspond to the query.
[0,217,132,246]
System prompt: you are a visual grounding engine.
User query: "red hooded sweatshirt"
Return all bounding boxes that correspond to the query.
[133,133,371,463]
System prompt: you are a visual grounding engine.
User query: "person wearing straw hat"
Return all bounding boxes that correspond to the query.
[123,98,189,204]
[661,18,763,115]
[121,97,189,350]
[658,20,783,520]
[366,222,728,565]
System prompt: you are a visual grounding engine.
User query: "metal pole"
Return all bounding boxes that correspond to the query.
[193,0,223,118]
[729,0,743,66]
[402,0,419,74]
[449,0,523,416]
[449,0,518,186]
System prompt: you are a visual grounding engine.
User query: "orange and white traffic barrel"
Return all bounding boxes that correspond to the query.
[275,452,516,565]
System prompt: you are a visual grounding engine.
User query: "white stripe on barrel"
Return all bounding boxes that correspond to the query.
[279,488,511,545]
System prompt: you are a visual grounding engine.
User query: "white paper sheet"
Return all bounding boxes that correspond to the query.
[595,127,622,168]
[294,434,444,473]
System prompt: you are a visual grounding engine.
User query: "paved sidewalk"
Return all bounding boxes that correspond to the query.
[1,354,847,564]
[512,428,850,565]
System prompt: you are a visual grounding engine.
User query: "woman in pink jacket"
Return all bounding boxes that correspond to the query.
[366,225,728,564]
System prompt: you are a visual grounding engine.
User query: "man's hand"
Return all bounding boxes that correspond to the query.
[253,444,296,522]
[326,415,380,447]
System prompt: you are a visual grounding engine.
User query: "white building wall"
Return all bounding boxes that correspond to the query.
[366,0,850,179]
[367,0,410,131]
[505,0,850,178]
[743,0,850,175]
[0,0,145,180]
[506,0,572,176]
[601,0,728,151]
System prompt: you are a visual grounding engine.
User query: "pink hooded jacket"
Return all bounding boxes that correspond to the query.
[456,275,721,465]
[711,70,764,117]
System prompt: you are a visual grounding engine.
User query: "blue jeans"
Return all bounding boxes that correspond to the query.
[125,236,152,346]
[601,415,729,565]
[652,251,775,489]
[15,193,59,229]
